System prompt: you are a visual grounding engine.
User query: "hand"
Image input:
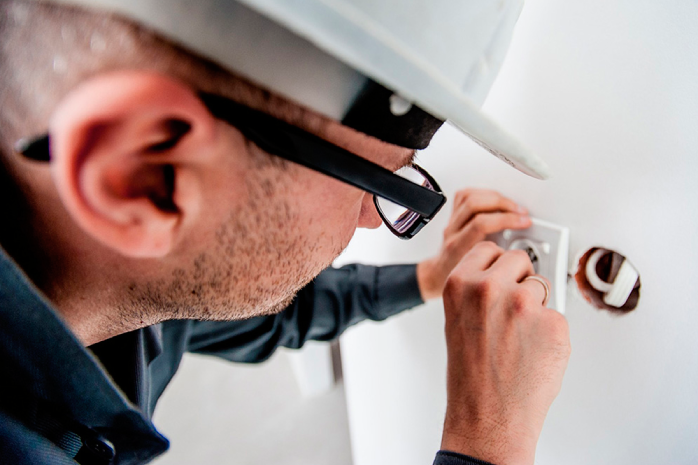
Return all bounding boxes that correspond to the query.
[440,242,571,465]
[417,189,531,300]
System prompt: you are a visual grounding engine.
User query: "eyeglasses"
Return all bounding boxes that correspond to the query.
[15,92,447,239]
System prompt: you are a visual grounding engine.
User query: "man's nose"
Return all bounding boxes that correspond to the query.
[357,193,383,229]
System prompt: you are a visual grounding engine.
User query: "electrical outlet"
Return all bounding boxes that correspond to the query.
[490,218,570,313]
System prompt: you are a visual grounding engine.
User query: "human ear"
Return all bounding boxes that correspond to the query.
[48,71,219,258]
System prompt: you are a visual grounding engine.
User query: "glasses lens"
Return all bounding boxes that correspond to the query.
[376,166,434,234]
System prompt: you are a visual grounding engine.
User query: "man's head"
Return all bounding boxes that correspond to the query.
[0,0,416,344]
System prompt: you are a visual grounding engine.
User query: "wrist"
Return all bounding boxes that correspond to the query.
[440,436,535,465]
[416,259,444,301]
[441,416,537,465]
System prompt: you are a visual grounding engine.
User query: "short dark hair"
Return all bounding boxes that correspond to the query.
[0,0,334,274]
[0,0,331,160]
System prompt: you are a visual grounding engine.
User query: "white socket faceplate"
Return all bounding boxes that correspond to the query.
[490,218,570,313]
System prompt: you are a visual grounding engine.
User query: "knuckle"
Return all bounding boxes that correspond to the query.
[510,288,534,315]
[453,190,471,206]
[457,188,474,198]
[475,240,500,254]
[507,249,536,272]
[444,236,461,253]
[472,277,498,305]
[442,227,452,241]
[443,280,473,314]
[508,248,530,262]
[462,196,479,213]
[443,237,460,255]
[499,194,515,207]
[444,270,468,294]
[468,215,487,234]
[446,271,496,308]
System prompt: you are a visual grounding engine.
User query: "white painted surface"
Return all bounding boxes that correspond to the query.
[339,1,698,464]
[152,351,352,465]
[288,341,336,397]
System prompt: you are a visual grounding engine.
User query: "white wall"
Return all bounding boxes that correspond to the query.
[338,1,698,464]
[152,350,352,465]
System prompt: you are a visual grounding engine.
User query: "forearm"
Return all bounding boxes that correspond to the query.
[187,263,424,362]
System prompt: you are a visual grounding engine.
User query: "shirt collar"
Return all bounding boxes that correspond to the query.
[0,246,168,462]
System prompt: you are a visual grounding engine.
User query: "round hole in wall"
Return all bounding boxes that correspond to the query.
[574,247,641,314]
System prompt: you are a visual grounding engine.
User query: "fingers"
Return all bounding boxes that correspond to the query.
[490,248,536,282]
[490,249,550,309]
[520,275,552,308]
[455,241,505,272]
[445,212,530,258]
[452,188,517,210]
[419,189,531,301]
[447,189,526,235]
[440,207,570,464]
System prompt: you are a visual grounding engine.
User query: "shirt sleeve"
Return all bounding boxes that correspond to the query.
[434,450,497,465]
[185,263,423,363]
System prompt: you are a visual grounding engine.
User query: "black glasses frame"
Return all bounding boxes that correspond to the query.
[15,92,447,239]
[373,163,442,238]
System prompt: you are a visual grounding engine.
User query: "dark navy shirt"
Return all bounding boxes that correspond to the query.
[0,247,490,465]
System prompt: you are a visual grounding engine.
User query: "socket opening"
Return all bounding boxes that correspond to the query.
[510,238,540,273]
[574,247,641,314]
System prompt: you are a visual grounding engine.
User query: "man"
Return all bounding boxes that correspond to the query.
[0,1,570,465]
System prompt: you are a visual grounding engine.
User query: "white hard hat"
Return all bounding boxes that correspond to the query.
[43,0,551,179]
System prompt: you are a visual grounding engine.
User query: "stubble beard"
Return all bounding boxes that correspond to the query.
[124,154,345,324]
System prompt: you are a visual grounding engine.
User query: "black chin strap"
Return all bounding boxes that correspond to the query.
[342,80,445,150]
[16,80,445,162]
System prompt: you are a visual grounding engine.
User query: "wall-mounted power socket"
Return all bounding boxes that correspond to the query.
[490,218,570,313]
